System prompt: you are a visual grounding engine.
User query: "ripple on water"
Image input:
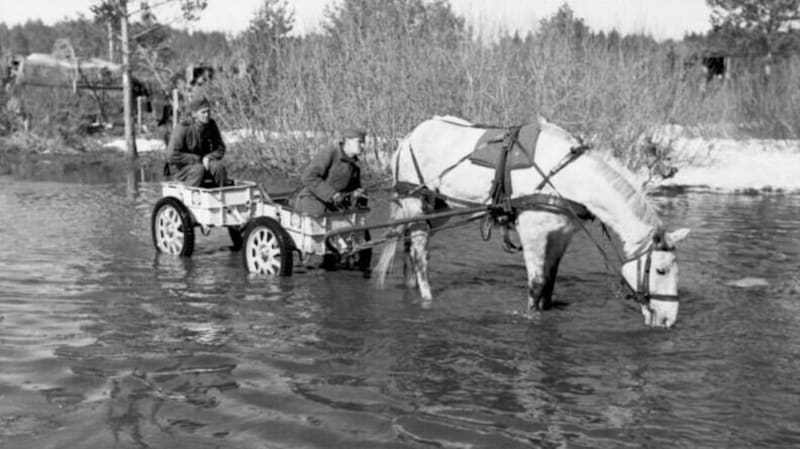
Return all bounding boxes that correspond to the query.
[1,179,800,448]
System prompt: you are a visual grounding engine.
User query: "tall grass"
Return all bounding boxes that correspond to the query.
[206,13,800,178]
[5,3,799,177]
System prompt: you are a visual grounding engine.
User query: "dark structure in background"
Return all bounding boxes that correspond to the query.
[1,52,152,133]
[701,54,726,81]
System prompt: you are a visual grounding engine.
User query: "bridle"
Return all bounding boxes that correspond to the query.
[621,239,679,307]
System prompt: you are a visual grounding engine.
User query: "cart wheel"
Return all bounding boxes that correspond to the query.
[228,226,243,251]
[152,197,195,257]
[242,217,293,276]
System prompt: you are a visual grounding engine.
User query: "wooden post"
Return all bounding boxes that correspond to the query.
[120,0,137,161]
[172,88,179,129]
[107,21,114,62]
[136,96,143,133]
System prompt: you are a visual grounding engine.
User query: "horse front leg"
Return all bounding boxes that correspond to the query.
[537,237,570,309]
[520,234,548,311]
[517,212,571,311]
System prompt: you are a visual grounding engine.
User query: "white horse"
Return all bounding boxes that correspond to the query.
[373,116,690,328]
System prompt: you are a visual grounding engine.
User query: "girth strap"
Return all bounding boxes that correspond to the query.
[509,193,594,220]
[489,126,523,214]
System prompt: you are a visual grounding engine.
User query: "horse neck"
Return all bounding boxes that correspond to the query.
[563,159,660,259]
[584,194,657,259]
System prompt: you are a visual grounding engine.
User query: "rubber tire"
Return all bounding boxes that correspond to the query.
[228,226,244,251]
[241,217,294,276]
[152,197,195,257]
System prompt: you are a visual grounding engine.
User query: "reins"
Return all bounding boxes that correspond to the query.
[355,126,672,310]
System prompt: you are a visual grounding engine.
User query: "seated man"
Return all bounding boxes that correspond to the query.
[293,128,367,216]
[164,96,227,187]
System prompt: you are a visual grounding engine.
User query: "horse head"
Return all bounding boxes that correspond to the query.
[621,228,690,328]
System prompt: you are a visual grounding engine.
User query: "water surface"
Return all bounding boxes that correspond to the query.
[1,175,799,448]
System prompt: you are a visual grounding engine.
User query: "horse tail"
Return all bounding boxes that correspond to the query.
[373,131,415,288]
[372,199,406,288]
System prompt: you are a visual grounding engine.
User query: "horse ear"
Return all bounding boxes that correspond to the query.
[665,228,690,246]
[537,115,549,127]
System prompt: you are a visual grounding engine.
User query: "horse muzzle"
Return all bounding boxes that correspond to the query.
[641,298,679,328]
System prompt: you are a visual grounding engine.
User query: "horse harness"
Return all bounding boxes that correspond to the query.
[396,123,675,307]
[399,124,593,242]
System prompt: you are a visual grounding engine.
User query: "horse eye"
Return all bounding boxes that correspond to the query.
[656,268,668,275]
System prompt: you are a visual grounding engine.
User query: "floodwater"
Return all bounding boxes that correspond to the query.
[1,174,799,449]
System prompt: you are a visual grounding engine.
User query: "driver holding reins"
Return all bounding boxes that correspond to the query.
[293,128,367,216]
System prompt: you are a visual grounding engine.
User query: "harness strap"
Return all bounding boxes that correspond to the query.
[508,193,593,220]
[534,143,592,191]
[399,146,473,202]
[489,126,522,209]
[407,144,426,186]
[394,182,483,207]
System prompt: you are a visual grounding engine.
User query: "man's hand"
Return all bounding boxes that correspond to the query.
[353,188,365,199]
[202,155,210,170]
[331,192,344,205]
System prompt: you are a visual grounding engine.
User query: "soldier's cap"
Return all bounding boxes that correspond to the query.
[341,128,367,141]
[188,96,211,112]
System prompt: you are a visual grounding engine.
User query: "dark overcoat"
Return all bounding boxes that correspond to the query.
[165,118,226,186]
[293,144,361,216]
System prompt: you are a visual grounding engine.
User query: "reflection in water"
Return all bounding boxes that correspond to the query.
[125,166,140,200]
[1,176,799,448]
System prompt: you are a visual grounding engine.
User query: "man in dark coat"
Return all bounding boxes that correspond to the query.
[165,96,227,187]
[293,128,366,216]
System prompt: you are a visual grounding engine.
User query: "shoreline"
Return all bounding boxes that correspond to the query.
[658,135,800,194]
[2,134,799,195]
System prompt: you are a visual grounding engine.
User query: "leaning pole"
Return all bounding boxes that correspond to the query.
[120,0,137,161]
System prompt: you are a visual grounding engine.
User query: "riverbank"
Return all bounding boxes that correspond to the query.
[102,130,800,194]
[0,134,293,187]
[2,131,799,194]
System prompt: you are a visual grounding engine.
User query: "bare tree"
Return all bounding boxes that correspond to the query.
[91,0,207,160]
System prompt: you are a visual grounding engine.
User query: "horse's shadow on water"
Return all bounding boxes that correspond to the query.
[542,300,570,310]
[417,267,580,313]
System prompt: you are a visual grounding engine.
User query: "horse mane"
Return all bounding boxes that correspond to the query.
[590,150,662,228]
[432,115,474,126]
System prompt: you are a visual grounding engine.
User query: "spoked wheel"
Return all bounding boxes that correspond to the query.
[242,217,293,276]
[152,197,195,257]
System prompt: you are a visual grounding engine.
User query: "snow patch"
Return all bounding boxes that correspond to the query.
[103,138,166,153]
[648,126,800,192]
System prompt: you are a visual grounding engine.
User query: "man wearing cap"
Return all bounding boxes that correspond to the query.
[293,128,367,216]
[165,96,227,187]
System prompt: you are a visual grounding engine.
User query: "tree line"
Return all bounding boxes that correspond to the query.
[2,0,799,172]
